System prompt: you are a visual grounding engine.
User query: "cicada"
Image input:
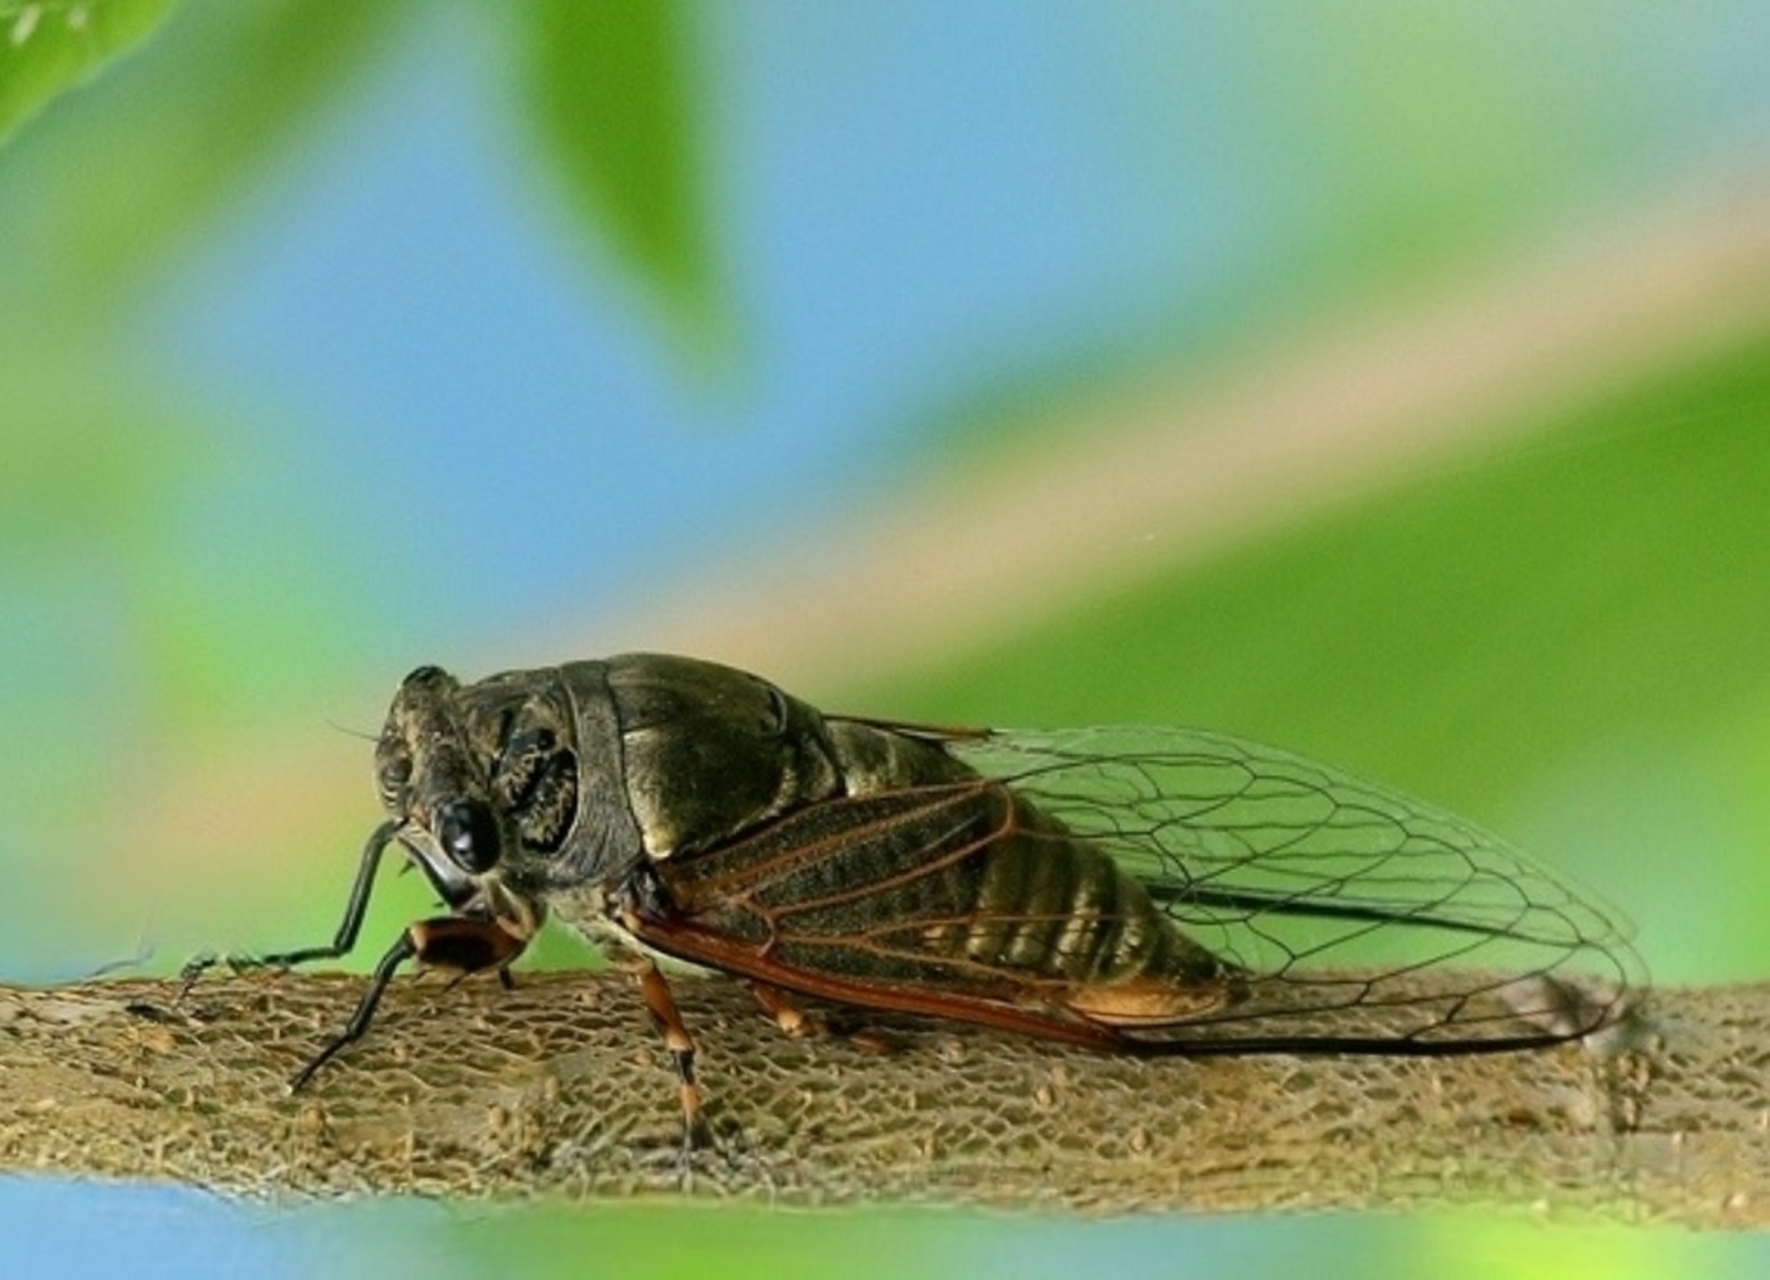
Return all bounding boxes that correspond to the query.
[202,653,1643,1131]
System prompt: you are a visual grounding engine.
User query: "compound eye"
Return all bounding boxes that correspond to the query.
[437,798,501,874]
[375,747,412,808]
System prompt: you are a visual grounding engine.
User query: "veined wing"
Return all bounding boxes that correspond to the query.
[950,725,1645,1050]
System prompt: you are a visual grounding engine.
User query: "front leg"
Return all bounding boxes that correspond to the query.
[290,914,527,1091]
[180,820,404,992]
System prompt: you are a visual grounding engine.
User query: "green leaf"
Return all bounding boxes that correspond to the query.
[872,334,1770,980]
[0,0,409,327]
[515,0,719,336]
[0,0,176,146]
[892,335,1770,793]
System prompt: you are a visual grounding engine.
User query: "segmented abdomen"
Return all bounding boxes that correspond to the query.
[956,792,1219,986]
[657,771,1225,999]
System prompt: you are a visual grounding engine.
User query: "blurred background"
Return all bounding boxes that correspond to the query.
[3,0,1769,1275]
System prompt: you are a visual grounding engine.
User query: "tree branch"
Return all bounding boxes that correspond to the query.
[1,971,1761,1224]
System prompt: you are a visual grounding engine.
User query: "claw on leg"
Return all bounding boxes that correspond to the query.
[175,950,220,998]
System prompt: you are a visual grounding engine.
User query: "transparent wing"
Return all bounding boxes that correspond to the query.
[951,726,1645,1050]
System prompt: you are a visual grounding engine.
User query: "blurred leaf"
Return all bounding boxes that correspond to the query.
[869,335,1770,978]
[0,340,360,739]
[0,347,193,560]
[886,335,1770,792]
[514,0,717,334]
[0,0,175,146]
[0,0,409,327]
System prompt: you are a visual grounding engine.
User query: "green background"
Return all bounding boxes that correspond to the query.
[3,1,1767,1274]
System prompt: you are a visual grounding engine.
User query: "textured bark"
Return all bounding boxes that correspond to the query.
[0,971,1763,1225]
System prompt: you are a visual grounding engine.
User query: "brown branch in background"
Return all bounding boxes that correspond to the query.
[0,972,1763,1224]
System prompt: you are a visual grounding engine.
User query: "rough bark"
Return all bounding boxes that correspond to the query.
[0,972,1762,1225]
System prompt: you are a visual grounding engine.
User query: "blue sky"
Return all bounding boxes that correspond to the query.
[138,4,1254,666]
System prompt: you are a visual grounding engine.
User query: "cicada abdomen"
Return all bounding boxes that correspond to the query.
[632,761,1238,1045]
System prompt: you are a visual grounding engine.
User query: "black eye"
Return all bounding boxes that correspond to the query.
[437,798,501,874]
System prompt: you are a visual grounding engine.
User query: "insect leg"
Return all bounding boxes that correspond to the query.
[290,928,417,1091]
[258,819,405,969]
[636,961,709,1147]
[289,916,529,1090]
[747,981,897,1054]
[408,915,529,977]
[748,979,821,1038]
[179,821,405,993]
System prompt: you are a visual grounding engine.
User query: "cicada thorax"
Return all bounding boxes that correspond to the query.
[632,715,1236,1033]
